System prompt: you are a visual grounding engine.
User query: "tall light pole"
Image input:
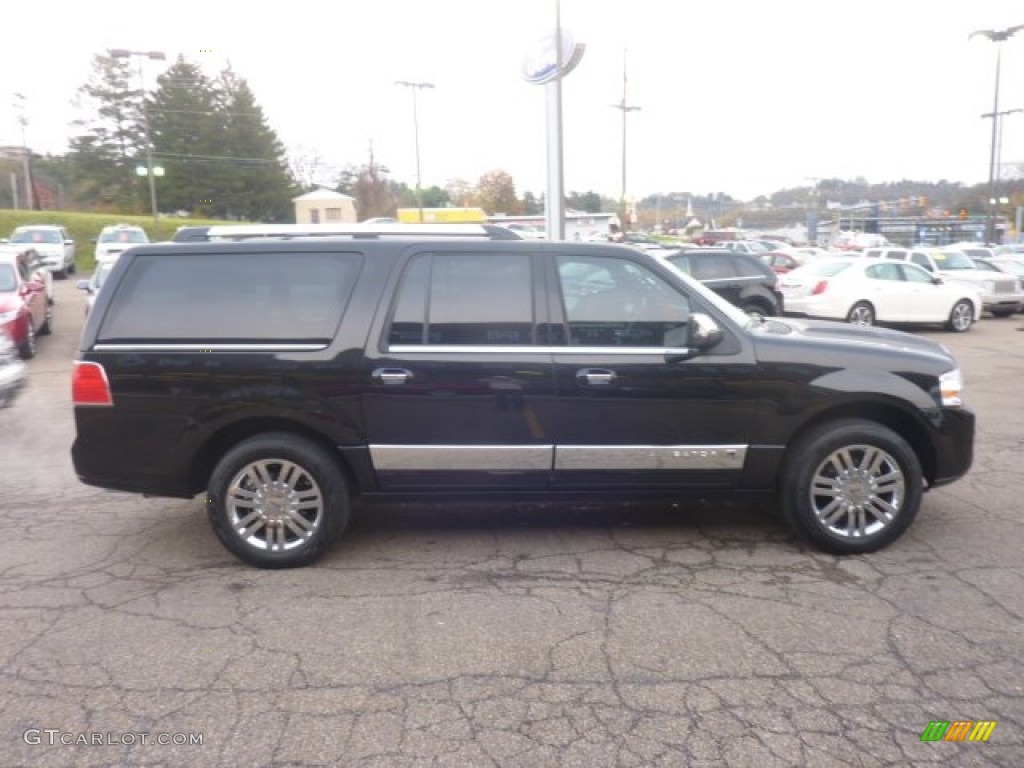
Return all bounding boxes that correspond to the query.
[611,49,640,231]
[13,93,33,210]
[970,24,1024,244]
[110,48,166,231]
[395,80,434,223]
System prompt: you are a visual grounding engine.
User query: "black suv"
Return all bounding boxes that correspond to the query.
[660,248,784,319]
[71,223,974,568]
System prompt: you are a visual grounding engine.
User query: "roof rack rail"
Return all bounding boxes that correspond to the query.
[203,223,523,241]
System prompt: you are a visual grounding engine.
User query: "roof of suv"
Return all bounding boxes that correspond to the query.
[201,223,523,242]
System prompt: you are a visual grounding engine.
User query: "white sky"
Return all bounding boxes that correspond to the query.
[3,0,1024,201]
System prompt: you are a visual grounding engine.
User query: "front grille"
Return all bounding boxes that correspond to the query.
[992,279,1017,294]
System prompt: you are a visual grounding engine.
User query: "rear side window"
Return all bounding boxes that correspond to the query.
[387,252,536,346]
[693,255,738,280]
[97,251,363,343]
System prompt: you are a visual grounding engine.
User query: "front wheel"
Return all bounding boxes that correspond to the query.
[207,433,350,568]
[780,419,922,554]
[946,300,974,332]
[846,301,875,326]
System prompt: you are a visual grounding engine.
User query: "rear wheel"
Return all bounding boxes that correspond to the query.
[741,301,772,321]
[780,419,922,554]
[946,300,974,332]
[207,433,350,568]
[846,302,875,326]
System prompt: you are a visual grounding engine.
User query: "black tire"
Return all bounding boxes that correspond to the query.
[67,261,76,276]
[18,317,36,359]
[39,304,52,336]
[946,300,974,333]
[779,419,922,554]
[207,432,350,568]
[989,308,1014,318]
[846,301,875,326]
[54,268,67,280]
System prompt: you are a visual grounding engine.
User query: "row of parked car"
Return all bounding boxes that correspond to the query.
[617,235,1024,334]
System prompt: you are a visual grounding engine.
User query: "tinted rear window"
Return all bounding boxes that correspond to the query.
[97,251,363,343]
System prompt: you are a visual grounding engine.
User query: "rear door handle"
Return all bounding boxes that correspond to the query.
[372,368,413,385]
[576,368,616,387]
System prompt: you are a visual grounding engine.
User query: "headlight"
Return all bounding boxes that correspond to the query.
[0,310,19,324]
[939,368,964,408]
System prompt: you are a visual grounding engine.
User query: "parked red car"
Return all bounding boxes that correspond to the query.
[0,252,52,359]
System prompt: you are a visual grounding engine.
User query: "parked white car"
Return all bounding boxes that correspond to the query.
[3,225,76,278]
[780,257,982,332]
[94,224,149,265]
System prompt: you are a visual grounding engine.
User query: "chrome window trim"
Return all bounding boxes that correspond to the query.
[93,343,328,352]
[370,445,554,472]
[555,445,747,471]
[388,345,692,356]
[369,444,748,472]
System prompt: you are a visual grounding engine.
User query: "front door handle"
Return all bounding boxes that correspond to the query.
[576,368,616,387]
[372,368,413,386]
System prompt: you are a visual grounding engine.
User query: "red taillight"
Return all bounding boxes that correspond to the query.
[72,361,113,406]
[811,279,829,295]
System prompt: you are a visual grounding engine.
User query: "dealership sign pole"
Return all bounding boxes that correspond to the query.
[522,0,585,241]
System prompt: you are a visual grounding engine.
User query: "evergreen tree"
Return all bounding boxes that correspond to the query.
[66,52,146,211]
[146,57,225,216]
[216,66,296,221]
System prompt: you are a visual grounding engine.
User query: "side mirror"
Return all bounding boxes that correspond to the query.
[690,312,724,349]
[932,277,943,285]
[64,239,74,245]
[664,313,724,364]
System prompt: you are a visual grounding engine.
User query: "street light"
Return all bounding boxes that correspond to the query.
[394,80,434,223]
[13,93,33,210]
[611,49,640,231]
[970,24,1024,244]
[109,48,166,230]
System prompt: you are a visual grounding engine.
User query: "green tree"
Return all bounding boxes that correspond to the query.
[147,56,225,216]
[66,52,146,211]
[215,66,296,221]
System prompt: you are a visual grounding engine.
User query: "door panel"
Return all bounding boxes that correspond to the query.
[548,253,759,489]
[362,249,557,489]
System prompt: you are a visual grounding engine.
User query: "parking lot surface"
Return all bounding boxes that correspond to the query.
[1,278,1021,766]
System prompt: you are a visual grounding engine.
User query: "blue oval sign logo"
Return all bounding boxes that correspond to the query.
[522,29,585,85]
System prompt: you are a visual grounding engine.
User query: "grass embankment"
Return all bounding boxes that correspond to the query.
[0,210,230,272]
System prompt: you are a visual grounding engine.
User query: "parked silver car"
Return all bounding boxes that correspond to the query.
[0,327,26,407]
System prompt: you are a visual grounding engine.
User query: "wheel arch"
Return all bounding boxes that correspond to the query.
[779,402,938,488]
[189,417,362,496]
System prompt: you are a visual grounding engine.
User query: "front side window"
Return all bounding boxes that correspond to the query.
[98,251,362,343]
[910,252,933,271]
[388,252,535,346]
[901,264,934,284]
[556,255,690,347]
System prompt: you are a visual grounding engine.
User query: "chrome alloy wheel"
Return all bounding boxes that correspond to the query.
[226,459,324,552]
[847,303,874,326]
[809,444,905,539]
[949,302,973,332]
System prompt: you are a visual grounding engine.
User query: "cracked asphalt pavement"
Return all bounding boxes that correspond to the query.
[1,278,1021,767]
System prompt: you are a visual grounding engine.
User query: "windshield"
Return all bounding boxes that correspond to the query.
[932,250,976,270]
[0,264,16,292]
[11,228,61,245]
[100,229,148,244]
